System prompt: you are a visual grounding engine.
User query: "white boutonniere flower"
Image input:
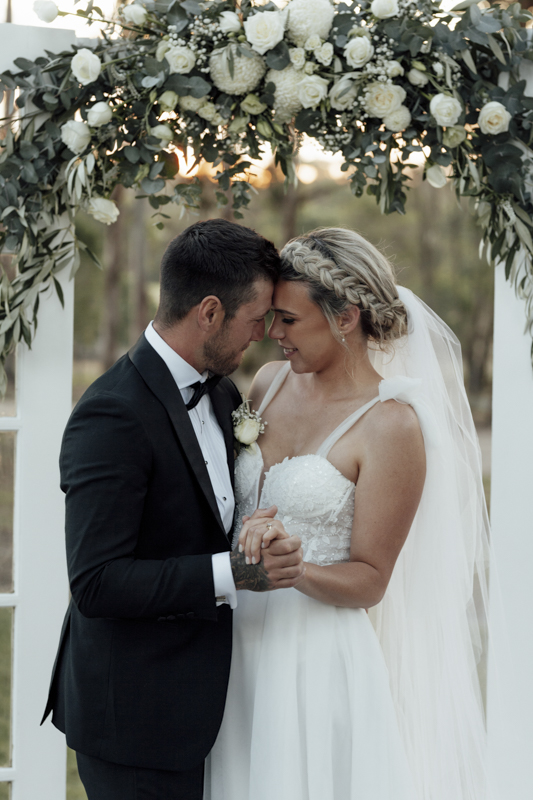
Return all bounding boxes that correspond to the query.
[232,398,266,456]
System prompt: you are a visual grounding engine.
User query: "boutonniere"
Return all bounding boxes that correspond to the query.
[232,397,266,457]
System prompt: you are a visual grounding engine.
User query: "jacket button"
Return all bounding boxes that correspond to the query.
[167,615,176,621]
[186,611,195,619]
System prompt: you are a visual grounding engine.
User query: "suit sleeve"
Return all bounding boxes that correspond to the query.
[61,392,217,622]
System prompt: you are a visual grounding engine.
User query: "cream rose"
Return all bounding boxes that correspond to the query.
[71,49,102,86]
[289,47,306,70]
[383,105,411,132]
[179,95,208,113]
[478,101,511,135]
[240,94,267,115]
[87,101,112,127]
[218,10,241,34]
[87,197,120,225]
[122,4,147,25]
[234,417,261,445]
[286,0,335,47]
[304,34,322,52]
[426,164,447,188]
[61,120,91,154]
[165,45,196,75]
[364,82,406,118]
[443,125,466,148]
[344,35,374,69]
[371,0,399,19]
[407,68,428,87]
[329,75,358,111]
[150,124,173,146]
[244,10,285,55]
[158,90,179,112]
[210,43,266,94]
[33,1,58,23]
[387,60,404,78]
[298,75,329,109]
[429,93,462,127]
[315,42,334,66]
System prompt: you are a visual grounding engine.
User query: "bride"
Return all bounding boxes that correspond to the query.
[205,228,491,800]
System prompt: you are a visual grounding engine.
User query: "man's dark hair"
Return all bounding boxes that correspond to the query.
[155,218,280,326]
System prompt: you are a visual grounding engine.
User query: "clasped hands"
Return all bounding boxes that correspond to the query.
[238,506,306,590]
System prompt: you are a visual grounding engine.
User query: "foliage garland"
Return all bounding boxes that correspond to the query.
[0,0,533,393]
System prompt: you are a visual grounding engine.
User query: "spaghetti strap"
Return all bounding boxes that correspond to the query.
[257,362,292,417]
[316,395,381,460]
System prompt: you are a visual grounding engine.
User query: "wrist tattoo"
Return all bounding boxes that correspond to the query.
[230,551,273,592]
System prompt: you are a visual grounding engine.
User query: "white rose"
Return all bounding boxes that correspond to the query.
[329,75,358,111]
[386,60,404,78]
[407,68,428,87]
[433,61,444,77]
[315,42,334,66]
[478,100,511,136]
[286,0,335,47]
[158,90,179,112]
[218,10,242,34]
[234,417,261,445]
[150,124,173,146]
[156,40,171,62]
[179,94,208,112]
[165,45,196,75]
[304,34,322,51]
[210,44,266,94]
[244,10,285,55]
[71,48,102,86]
[364,82,406,118]
[33,1,58,23]
[304,62,316,75]
[344,35,374,69]
[61,120,91,154]
[289,47,306,70]
[371,0,399,18]
[266,65,304,122]
[442,125,467,148]
[298,74,329,108]
[240,93,267,115]
[122,4,147,25]
[383,104,411,132]
[87,101,112,127]
[429,93,462,127]
[87,197,120,225]
[426,164,447,188]
[197,102,218,121]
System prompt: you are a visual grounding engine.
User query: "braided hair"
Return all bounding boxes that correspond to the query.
[279,228,408,347]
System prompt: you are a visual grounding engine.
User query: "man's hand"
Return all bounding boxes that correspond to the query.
[230,535,305,592]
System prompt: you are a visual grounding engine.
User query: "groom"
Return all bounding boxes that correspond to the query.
[42,218,304,799]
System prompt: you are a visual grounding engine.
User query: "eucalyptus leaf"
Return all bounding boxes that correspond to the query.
[265,41,291,71]
[141,176,166,194]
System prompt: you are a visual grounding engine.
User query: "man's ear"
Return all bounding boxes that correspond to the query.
[197,295,225,332]
[337,305,361,337]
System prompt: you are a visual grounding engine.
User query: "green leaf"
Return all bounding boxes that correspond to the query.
[13,57,35,72]
[52,276,64,308]
[123,146,141,164]
[265,41,291,71]
[461,48,477,74]
[165,74,211,98]
[181,0,202,14]
[140,177,166,194]
[487,34,506,64]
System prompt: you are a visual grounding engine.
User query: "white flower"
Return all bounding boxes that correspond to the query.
[179,95,208,113]
[266,65,304,122]
[478,100,511,135]
[228,115,249,133]
[407,68,428,87]
[364,82,406,118]
[61,120,91,154]
[315,42,334,66]
[156,40,171,62]
[71,48,102,86]
[150,124,173,146]
[87,101,112,127]
[87,197,120,225]
[244,10,285,55]
[197,102,218,121]
[426,164,447,188]
[165,45,196,74]
[210,44,266,94]
[371,0,399,18]
[443,125,467,148]
[430,93,462,127]
[433,61,444,77]
[122,4,147,25]
[289,47,306,70]
[344,35,374,69]
[158,90,179,112]
[304,34,322,51]
[383,105,411,132]
[329,75,358,111]
[240,93,267,115]
[33,1,58,23]
[304,62,316,75]
[386,60,404,78]
[234,417,262,446]
[286,0,335,47]
[218,10,241,34]
[298,74,329,108]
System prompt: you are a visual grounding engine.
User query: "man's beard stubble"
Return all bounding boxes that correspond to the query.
[202,325,247,376]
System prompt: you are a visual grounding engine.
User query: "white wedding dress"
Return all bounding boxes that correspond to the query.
[204,362,419,800]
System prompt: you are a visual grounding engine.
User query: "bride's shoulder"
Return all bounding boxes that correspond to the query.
[248,361,287,410]
[365,393,423,452]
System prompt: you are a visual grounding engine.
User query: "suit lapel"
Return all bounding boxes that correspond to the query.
[210,382,236,492]
[128,334,226,535]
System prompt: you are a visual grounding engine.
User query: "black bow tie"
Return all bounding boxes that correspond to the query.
[185,373,222,411]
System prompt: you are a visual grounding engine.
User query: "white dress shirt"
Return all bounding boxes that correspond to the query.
[144,322,237,609]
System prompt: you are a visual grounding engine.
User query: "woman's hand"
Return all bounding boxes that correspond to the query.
[238,513,289,566]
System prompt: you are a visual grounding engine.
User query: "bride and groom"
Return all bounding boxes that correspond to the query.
[43,218,490,800]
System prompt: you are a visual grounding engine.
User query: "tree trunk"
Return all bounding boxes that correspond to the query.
[102,185,125,370]
[128,197,149,344]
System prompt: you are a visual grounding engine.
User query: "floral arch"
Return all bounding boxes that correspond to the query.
[0,0,532,391]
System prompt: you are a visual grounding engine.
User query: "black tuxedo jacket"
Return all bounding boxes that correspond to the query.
[42,334,241,771]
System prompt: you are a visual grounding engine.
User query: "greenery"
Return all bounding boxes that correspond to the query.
[0,0,532,393]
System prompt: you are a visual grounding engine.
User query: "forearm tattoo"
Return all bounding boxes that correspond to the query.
[230,551,273,592]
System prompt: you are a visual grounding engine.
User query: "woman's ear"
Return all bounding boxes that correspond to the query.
[337,305,361,338]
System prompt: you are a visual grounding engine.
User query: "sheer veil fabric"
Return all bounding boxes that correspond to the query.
[368,286,492,799]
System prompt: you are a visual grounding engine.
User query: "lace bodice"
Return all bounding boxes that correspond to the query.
[234,364,423,567]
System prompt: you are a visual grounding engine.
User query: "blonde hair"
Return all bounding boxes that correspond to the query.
[279,228,408,347]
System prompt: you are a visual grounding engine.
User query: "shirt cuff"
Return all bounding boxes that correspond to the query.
[212,552,237,610]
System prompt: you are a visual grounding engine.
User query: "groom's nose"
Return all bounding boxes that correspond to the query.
[251,319,266,341]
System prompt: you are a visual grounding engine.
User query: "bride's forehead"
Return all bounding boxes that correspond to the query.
[273,280,312,307]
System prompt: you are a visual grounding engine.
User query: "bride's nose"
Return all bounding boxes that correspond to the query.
[268,317,283,340]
